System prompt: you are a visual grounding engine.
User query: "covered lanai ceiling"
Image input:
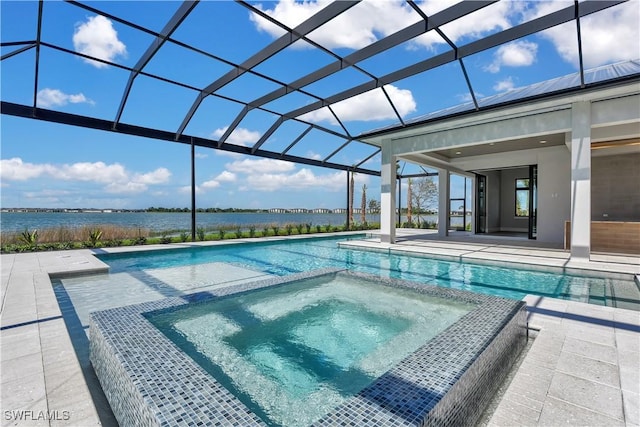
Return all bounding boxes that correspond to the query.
[2,0,639,177]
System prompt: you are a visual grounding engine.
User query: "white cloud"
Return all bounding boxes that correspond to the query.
[306,151,322,161]
[245,169,336,191]
[211,127,261,147]
[195,153,208,159]
[412,0,518,49]
[36,88,94,108]
[104,181,148,194]
[0,158,170,194]
[485,41,538,73]
[73,15,127,68]
[249,0,518,51]
[299,85,416,124]
[24,189,71,198]
[530,1,639,68]
[215,171,237,182]
[457,92,483,103]
[54,162,129,183]
[250,0,418,50]
[201,180,220,189]
[0,158,55,180]
[179,185,203,194]
[245,168,369,192]
[195,171,237,192]
[134,168,171,185]
[225,158,295,174]
[493,77,515,92]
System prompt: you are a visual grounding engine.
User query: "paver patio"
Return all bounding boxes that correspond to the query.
[1,231,638,426]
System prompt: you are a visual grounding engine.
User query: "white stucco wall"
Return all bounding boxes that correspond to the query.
[536,147,571,243]
[451,145,571,244]
[374,84,638,248]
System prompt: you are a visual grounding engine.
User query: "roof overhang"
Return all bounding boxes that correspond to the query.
[364,79,640,172]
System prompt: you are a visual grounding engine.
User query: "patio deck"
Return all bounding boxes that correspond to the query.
[1,232,638,426]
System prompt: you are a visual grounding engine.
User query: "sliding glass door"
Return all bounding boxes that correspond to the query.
[476,174,486,234]
[528,165,538,239]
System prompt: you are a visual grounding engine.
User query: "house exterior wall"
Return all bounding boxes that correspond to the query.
[453,146,571,244]
[592,153,640,221]
[536,147,571,244]
[375,84,639,252]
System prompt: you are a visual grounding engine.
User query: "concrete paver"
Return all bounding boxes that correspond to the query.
[1,233,639,426]
[547,371,624,420]
[537,396,625,426]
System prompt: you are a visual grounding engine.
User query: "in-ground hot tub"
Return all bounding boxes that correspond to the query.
[90,268,527,427]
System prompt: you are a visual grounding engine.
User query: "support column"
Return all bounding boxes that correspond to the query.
[470,176,476,234]
[380,145,396,243]
[570,101,591,261]
[438,169,450,237]
[190,137,196,241]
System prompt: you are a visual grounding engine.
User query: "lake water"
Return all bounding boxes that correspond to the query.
[0,212,393,233]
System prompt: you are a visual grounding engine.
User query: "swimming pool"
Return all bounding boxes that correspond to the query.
[148,273,475,426]
[60,234,636,425]
[77,235,639,312]
[90,269,527,427]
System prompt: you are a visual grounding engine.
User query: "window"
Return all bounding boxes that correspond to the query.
[515,178,530,217]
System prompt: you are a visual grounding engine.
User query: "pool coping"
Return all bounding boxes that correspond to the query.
[337,239,639,281]
[89,268,526,427]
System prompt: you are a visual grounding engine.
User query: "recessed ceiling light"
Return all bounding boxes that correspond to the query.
[489,142,495,146]
[455,151,462,155]
[539,140,547,144]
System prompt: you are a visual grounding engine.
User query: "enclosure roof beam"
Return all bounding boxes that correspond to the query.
[282,0,624,121]
[247,0,496,110]
[2,101,380,177]
[114,1,199,128]
[175,1,358,139]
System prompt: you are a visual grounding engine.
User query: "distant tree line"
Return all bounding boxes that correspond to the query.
[146,207,269,213]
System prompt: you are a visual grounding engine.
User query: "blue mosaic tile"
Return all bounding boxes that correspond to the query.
[90,268,526,427]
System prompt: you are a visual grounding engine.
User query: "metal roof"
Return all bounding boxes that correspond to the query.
[363,58,640,136]
[2,0,639,176]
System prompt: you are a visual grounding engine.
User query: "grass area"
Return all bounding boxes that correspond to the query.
[0,222,379,253]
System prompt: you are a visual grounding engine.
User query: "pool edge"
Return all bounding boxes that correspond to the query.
[90,268,527,427]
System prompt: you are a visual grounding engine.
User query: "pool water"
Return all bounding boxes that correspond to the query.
[92,235,638,310]
[148,274,475,427]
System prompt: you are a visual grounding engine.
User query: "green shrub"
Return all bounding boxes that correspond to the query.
[285,224,293,235]
[197,227,206,241]
[105,239,122,247]
[19,228,38,249]
[316,225,322,233]
[88,229,103,248]
[249,226,256,238]
[272,226,280,236]
[263,227,270,237]
[179,232,189,242]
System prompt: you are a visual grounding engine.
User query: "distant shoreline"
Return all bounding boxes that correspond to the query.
[0,208,368,214]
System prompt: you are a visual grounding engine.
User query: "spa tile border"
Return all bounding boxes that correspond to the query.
[90,268,526,427]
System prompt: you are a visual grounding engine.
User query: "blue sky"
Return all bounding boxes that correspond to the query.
[1,0,638,209]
